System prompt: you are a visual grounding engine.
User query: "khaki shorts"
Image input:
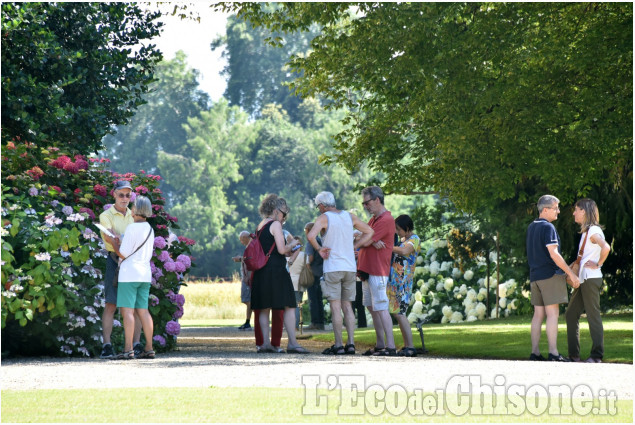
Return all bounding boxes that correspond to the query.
[362,275,389,311]
[321,271,356,302]
[530,274,568,306]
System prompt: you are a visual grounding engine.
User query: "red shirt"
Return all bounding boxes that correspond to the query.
[358,210,395,276]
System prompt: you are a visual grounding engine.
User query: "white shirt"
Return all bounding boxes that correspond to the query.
[322,211,357,273]
[579,225,604,282]
[118,222,154,283]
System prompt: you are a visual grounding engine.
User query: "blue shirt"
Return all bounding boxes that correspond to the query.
[527,218,564,282]
[305,235,323,277]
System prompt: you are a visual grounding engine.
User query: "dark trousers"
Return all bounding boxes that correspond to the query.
[354,280,367,328]
[307,275,324,325]
[566,278,604,359]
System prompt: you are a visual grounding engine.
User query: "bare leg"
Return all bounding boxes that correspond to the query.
[101,303,117,345]
[329,299,344,347]
[545,304,561,355]
[259,308,271,348]
[531,306,546,355]
[135,308,154,352]
[341,300,356,345]
[367,305,385,349]
[378,309,395,349]
[394,313,414,348]
[120,307,135,352]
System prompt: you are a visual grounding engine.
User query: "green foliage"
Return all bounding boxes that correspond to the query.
[101,52,211,184]
[1,2,163,155]
[211,11,319,122]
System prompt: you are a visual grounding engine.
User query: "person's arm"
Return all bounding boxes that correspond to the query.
[307,215,331,259]
[393,240,415,256]
[546,244,580,287]
[270,221,297,255]
[351,214,374,250]
[585,234,611,270]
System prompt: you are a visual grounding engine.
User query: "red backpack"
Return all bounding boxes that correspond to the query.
[243,225,276,272]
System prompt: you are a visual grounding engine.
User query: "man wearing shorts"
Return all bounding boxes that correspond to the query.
[527,194,580,362]
[307,191,373,355]
[357,186,397,356]
[233,231,253,331]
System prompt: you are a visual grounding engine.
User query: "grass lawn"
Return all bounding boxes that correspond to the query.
[309,313,633,364]
[2,387,631,423]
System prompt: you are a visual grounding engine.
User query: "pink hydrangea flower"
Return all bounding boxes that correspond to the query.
[154,236,167,249]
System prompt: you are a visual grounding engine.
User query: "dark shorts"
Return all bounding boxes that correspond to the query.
[104,252,118,305]
[531,274,568,306]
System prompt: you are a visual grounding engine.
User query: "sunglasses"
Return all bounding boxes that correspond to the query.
[278,208,288,219]
[117,193,132,199]
[361,198,374,207]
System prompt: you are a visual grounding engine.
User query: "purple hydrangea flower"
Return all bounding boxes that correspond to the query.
[165,320,180,336]
[153,335,166,346]
[103,204,112,211]
[149,294,159,307]
[153,268,164,279]
[176,254,191,269]
[154,236,167,249]
[175,294,185,307]
[158,250,170,263]
[174,261,186,273]
[62,206,73,216]
[29,187,38,196]
[164,261,176,272]
[173,306,184,319]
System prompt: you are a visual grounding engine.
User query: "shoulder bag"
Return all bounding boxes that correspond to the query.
[298,252,314,290]
[566,230,589,286]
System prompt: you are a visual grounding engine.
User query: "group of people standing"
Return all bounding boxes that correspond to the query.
[527,195,610,363]
[237,186,422,356]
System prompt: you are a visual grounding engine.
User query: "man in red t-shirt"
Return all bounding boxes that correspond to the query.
[357,186,397,356]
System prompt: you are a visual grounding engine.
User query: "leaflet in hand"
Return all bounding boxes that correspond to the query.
[95,223,115,238]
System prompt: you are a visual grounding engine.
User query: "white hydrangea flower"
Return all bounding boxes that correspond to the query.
[477,287,488,301]
[431,298,440,307]
[444,278,454,291]
[414,291,422,302]
[499,297,507,309]
[436,282,444,292]
[416,256,424,265]
[498,283,508,298]
[464,270,474,281]
[459,284,468,295]
[407,313,419,324]
[427,278,435,287]
[440,261,452,272]
[504,308,511,318]
[442,305,453,318]
[509,299,518,310]
[420,266,429,276]
[452,267,461,279]
[466,315,478,322]
[505,279,518,297]
[477,278,485,287]
[466,288,477,302]
[491,308,498,319]
[475,302,487,319]
[489,251,498,263]
[450,311,463,322]
[412,300,424,314]
[441,315,449,324]
[429,261,440,276]
[417,279,424,288]
[467,308,477,317]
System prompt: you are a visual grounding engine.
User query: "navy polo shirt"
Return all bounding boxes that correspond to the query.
[526,218,564,282]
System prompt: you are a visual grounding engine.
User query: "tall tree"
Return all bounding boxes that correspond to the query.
[101,51,210,206]
[218,2,633,300]
[1,2,163,154]
[211,11,318,123]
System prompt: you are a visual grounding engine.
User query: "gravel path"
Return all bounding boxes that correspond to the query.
[2,326,633,401]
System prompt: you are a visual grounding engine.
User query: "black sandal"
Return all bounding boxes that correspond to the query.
[372,347,397,357]
[322,345,345,355]
[362,346,382,356]
[344,344,355,355]
[398,347,417,357]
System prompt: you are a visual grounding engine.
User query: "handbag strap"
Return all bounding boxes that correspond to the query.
[574,231,590,265]
[121,228,153,264]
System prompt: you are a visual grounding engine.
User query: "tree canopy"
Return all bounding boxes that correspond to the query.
[1,2,163,154]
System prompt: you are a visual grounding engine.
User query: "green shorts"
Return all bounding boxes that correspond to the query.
[116,281,151,309]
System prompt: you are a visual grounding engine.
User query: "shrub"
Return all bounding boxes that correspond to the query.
[1,139,195,356]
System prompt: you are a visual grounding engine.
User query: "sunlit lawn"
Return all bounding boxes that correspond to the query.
[2,387,631,423]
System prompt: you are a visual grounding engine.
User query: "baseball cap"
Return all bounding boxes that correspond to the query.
[113,180,132,191]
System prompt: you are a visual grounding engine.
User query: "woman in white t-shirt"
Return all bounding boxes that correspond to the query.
[566,198,611,363]
[112,196,156,360]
